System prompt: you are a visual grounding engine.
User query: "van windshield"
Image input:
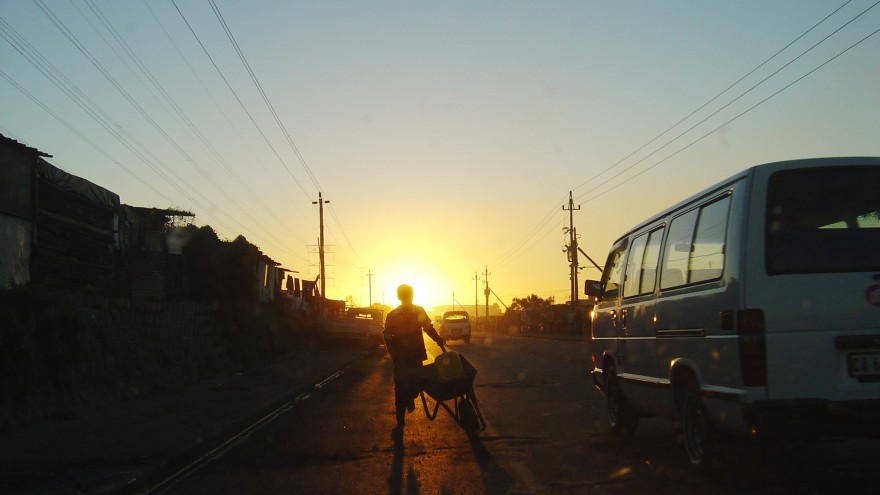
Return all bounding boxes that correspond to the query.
[766,166,880,274]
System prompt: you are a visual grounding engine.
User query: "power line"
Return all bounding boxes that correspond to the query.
[141,0,296,205]
[488,199,563,270]
[0,69,174,204]
[170,0,313,201]
[571,0,856,196]
[1,8,306,261]
[206,0,366,273]
[492,1,878,273]
[38,0,306,259]
[574,0,880,204]
[79,0,308,248]
[580,22,880,205]
[208,0,322,192]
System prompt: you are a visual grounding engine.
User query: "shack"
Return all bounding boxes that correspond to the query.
[0,134,122,294]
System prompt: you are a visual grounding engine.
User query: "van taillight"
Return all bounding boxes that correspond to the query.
[738,309,767,387]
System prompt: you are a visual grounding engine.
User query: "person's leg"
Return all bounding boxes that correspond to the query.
[393,363,411,428]
[394,387,407,427]
[393,361,420,428]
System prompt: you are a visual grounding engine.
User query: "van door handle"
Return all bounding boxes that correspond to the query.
[620,308,628,333]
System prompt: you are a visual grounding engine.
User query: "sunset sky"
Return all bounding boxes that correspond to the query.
[2,1,879,309]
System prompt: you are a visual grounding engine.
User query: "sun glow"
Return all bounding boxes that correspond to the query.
[374,256,454,310]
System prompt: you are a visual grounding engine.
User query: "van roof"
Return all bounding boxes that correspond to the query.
[442,310,469,316]
[614,157,880,245]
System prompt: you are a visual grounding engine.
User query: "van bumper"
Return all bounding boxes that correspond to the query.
[743,398,880,439]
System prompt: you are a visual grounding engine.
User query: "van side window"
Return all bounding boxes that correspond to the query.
[623,234,648,297]
[623,227,664,297]
[641,228,664,292]
[661,210,698,289]
[661,195,731,288]
[690,196,730,283]
[602,244,626,300]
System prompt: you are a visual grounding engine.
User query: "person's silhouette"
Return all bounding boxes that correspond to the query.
[383,284,445,440]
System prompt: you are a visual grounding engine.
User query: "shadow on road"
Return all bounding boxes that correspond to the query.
[388,433,421,495]
[469,436,516,494]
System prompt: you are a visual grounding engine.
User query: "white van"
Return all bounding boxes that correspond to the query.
[439,310,472,343]
[584,157,880,467]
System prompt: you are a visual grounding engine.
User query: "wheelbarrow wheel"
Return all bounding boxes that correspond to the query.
[459,397,480,439]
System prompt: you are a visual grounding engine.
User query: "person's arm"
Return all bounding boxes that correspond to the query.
[418,308,445,348]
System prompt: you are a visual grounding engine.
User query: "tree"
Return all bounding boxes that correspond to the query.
[181,225,221,301]
[371,302,392,316]
[181,228,262,303]
[509,294,554,312]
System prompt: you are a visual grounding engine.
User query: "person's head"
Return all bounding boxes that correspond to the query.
[396,284,413,304]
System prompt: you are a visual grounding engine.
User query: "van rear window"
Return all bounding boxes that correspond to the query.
[766,166,880,274]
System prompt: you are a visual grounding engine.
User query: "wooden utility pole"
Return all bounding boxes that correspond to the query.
[472,272,480,320]
[483,265,491,323]
[563,191,581,305]
[366,270,373,306]
[313,192,329,304]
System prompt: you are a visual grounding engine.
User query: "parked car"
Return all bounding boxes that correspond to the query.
[322,307,384,348]
[439,310,472,343]
[584,157,880,468]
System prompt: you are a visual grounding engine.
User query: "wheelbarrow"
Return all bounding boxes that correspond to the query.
[418,351,486,439]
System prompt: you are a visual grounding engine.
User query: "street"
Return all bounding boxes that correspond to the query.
[161,334,880,494]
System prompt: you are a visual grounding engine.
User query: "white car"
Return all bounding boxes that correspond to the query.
[439,310,471,343]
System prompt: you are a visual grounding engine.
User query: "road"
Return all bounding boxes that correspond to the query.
[161,334,880,494]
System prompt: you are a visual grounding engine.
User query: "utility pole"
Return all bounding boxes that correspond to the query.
[563,191,581,306]
[366,270,373,306]
[312,192,329,306]
[483,265,491,325]
[472,272,480,320]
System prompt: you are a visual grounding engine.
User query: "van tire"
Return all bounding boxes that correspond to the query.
[605,365,638,438]
[681,383,715,468]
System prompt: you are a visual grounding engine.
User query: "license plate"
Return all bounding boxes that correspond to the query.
[848,352,880,378]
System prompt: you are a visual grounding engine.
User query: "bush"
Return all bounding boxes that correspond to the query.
[216,302,298,365]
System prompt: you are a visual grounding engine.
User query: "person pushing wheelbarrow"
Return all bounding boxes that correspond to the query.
[383,284,445,441]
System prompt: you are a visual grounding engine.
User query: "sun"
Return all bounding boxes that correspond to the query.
[377,264,451,310]
[349,237,462,310]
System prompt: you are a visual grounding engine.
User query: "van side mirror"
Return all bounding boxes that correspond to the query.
[584,280,603,298]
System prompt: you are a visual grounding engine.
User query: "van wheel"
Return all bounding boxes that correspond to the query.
[681,383,715,468]
[605,366,638,438]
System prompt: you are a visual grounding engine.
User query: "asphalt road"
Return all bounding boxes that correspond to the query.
[159,334,880,494]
